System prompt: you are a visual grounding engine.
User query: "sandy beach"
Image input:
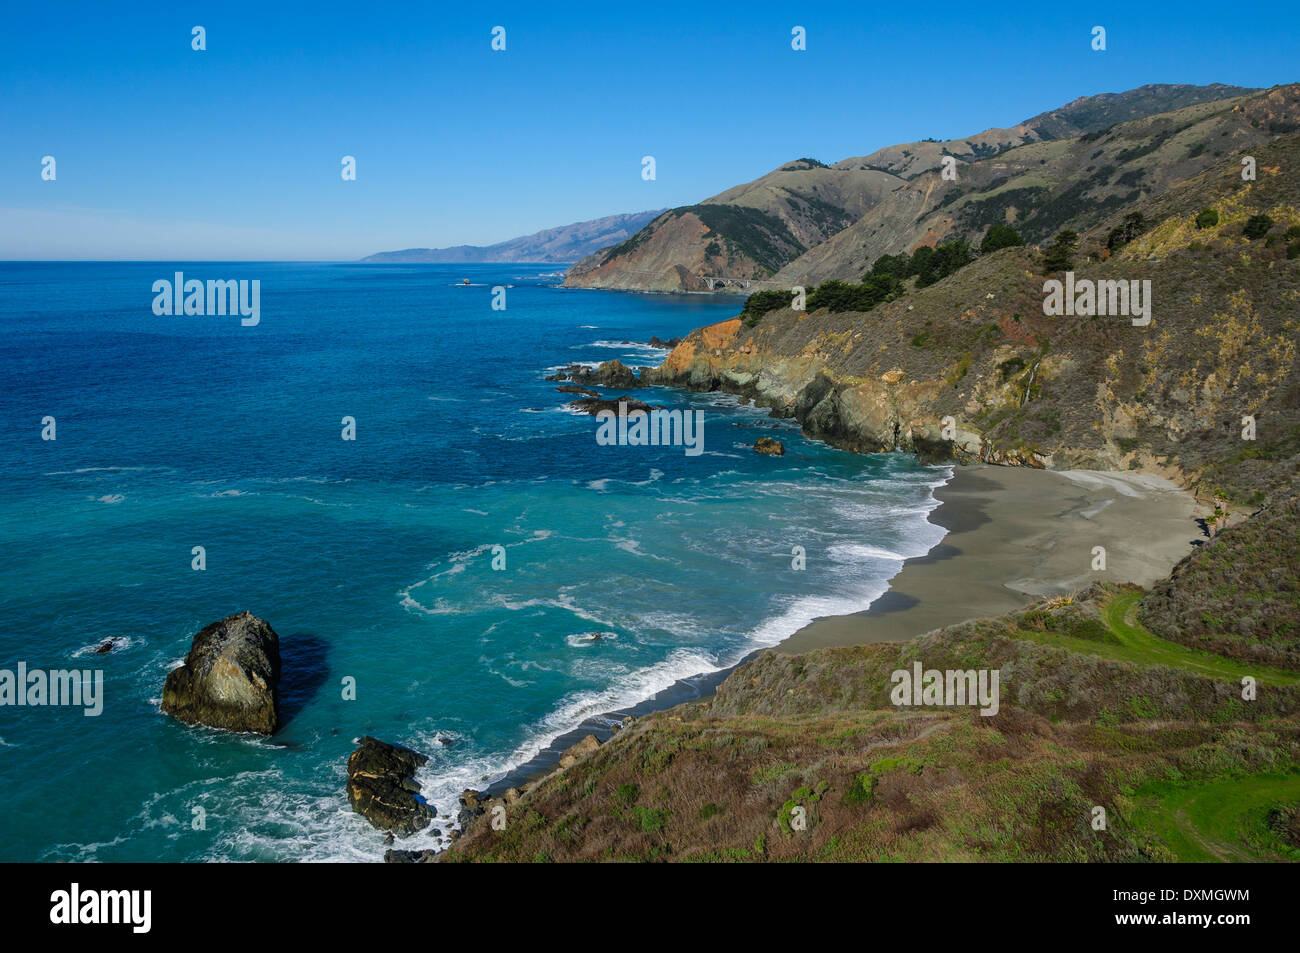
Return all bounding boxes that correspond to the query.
[779,464,1207,653]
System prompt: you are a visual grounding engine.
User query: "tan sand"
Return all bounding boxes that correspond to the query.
[779,464,1206,653]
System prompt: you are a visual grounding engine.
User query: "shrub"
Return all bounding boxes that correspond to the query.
[844,772,877,805]
[1243,214,1274,240]
[980,224,1025,254]
[1195,208,1220,229]
[740,289,792,326]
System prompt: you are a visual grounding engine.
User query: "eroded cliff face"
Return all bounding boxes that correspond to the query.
[644,293,1058,469]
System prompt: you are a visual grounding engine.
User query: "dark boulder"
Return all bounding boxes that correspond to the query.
[346,736,435,836]
[568,395,658,416]
[384,848,440,863]
[754,437,786,456]
[161,612,280,734]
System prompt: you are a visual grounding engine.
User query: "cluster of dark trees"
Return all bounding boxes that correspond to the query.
[740,223,1027,321]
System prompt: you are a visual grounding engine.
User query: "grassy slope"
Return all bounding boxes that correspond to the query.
[446,583,1300,863]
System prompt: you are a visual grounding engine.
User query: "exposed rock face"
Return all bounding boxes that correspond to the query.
[557,733,600,769]
[346,737,434,835]
[457,789,486,830]
[754,437,785,456]
[160,612,280,735]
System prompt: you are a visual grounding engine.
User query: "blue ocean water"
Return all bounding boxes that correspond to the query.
[0,262,948,861]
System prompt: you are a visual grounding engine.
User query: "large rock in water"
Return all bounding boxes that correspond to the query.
[346,737,434,835]
[161,611,280,734]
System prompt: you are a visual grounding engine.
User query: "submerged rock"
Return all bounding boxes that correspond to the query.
[754,437,786,456]
[567,394,657,416]
[160,611,280,735]
[346,736,434,836]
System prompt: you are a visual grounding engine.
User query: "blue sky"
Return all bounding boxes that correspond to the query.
[2,1,1297,260]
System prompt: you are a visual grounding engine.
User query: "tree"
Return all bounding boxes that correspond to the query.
[1195,208,1219,229]
[1243,214,1274,240]
[980,224,1024,254]
[1043,230,1078,273]
[1106,212,1146,251]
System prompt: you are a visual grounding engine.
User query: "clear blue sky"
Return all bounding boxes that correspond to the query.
[2,1,1296,260]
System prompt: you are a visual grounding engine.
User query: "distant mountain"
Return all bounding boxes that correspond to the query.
[361,210,666,264]
[564,83,1263,292]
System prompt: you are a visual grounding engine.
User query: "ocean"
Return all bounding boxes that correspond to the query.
[0,261,949,861]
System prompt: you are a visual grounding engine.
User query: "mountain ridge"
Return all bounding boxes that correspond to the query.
[362,209,666,264]
[564,83,1269,293]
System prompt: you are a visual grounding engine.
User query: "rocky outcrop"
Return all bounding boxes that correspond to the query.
[754,437,785,456]
[557,734,600,769]
[160,612,280,735]
[384,848,440,863]
[567,395,658,416]
[549,359,644,389]
[346,737,435,835]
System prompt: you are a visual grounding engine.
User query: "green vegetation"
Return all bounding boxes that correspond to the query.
[1042,229,1078,272]
[1009,591,1300,688]
[1195,208,1220,229]
[865,238,974,289]
[1242,214,1274,240]
[1129,774,1300,862]
[807,275,904,313]
[740,289,794,325]
[1106,211,1146,251]
[980,224,1025,254]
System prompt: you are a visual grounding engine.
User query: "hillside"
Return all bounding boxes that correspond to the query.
[440,127,1300,863]
[777,84,1300,287]
[362,210,664,263]
[445,577,1300,862]
[642,132,1300,510]
[563,83,1277,293]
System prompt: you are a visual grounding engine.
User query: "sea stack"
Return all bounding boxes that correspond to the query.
[346,737,435,835]
[160,611,281,735]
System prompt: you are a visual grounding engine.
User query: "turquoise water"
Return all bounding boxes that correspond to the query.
[0,262,948,861]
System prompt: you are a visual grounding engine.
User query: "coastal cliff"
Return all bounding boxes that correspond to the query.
[442,130,1300,866]
[645,133,1300,507]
